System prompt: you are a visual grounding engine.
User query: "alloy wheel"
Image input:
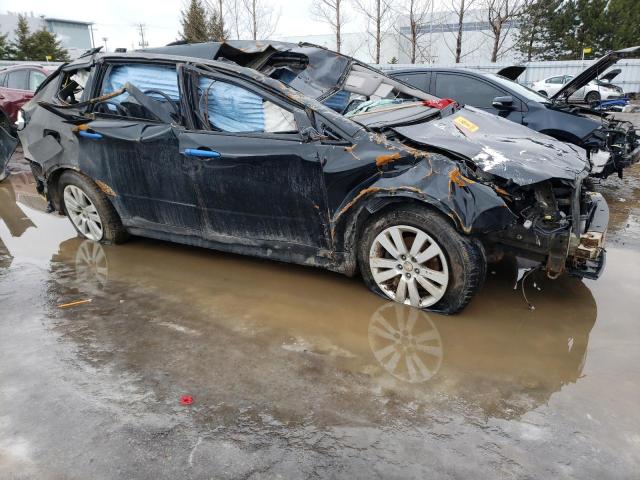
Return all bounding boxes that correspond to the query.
[369,225,449,308]
[63,185,104,241]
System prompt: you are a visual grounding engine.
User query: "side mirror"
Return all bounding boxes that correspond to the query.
[492,95,514,109]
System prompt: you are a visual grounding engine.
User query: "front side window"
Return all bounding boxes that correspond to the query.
[547,76,564,84]
[197,78,296,134]
[434,73,504,108]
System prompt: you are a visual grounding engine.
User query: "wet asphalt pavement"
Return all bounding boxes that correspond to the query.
[1,148,640,478]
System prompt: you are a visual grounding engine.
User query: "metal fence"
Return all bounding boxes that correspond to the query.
[0,60,64,69]
[378,59,640,94]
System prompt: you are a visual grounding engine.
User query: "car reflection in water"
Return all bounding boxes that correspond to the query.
[50,235,596,420]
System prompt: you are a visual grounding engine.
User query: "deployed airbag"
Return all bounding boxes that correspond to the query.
[199,79,264,132]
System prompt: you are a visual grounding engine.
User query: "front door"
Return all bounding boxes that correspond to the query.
[178,68,330,249]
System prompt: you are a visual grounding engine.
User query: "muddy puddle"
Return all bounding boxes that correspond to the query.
[2,168,640,478]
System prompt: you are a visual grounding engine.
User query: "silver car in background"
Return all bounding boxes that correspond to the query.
[532,70,624,103]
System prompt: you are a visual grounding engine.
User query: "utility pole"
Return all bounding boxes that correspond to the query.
[102,37,108,52]
[89,24,96,48]
[136,23,148,48]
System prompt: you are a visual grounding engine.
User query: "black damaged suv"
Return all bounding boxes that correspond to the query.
[10,42,608,313]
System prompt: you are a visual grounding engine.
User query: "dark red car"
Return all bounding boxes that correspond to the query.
[0,64,52,132]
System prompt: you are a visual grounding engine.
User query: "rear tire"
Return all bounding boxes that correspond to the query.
[59,171,129,244]
[358,205,486,314]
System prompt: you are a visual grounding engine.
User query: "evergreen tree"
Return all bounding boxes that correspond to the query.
[0,33,11,59]
[180,0,210,42]
[29,28,70,61]
[515,0,638,61]
[7,14,69,61]
[607,0,640,50]
[515,0,560,61]
[207,8,227,41]
[11,14,32,60]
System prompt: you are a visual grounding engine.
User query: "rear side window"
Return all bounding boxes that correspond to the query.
[434,73,505,108]
[28,70,47,91]
[393,72,431,93]
[7,70,28,90]
[547,76,564,84]
[0,72,6,87]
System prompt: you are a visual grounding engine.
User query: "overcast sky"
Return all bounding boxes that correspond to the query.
[2,0,380,51]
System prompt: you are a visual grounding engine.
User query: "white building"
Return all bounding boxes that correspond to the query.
[276,9,521,66]
[0,11,94,59]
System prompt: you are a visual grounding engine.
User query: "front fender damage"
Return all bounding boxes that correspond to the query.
[330,155,517,276]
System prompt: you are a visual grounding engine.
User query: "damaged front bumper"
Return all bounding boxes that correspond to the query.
[485,179,608,281]
[566,191,608,280]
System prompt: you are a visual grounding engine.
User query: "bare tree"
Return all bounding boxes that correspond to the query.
[242,0,281,40]
[228,0,245,39]
[448,0,478,62]
[353,0,395,63]
[483,0,523,62]
[311,0,348,53]
[394,0,432,63]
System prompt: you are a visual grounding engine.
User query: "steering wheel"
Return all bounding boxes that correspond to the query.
[143,89,180,117]
[95,101,130,117]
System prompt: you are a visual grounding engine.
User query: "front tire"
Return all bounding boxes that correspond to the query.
[585,91,600,104]
[358,205,486,314]
[537,90,548,97]
[59,171,128,244]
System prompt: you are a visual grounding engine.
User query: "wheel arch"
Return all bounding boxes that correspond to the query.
[332,191,464,277]
[47,167,118,217]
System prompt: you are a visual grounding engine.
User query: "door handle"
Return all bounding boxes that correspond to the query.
[183,148,221,158]
[78,130,103,140]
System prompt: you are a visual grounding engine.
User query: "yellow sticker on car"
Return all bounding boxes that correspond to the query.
[454,116,479,133]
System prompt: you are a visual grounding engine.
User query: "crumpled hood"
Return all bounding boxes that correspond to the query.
[393,106,589,185]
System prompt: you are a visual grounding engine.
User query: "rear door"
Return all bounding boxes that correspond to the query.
[177,65,331,249]
[79,61,203,234]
